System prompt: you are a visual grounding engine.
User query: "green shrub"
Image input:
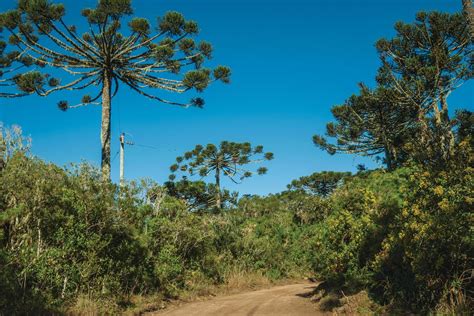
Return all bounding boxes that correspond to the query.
[309,169,410,290]
[371,142,474,312]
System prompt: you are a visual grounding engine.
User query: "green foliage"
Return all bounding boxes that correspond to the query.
[0,123,31,170]
[308,169,410,289]
[1,7,471,316]
[308,140,473,313]
[1,117,471,314]
[164,179,238,212]
[128,17,150,35]
[310,10,473,313]
[0,135,305,313]
[0,155,150,312]
[370,141,473,312]
[170,141,273,182]
[13,71,44,93]
[454,109,473,144]
[313,85,414,170]
[0,0,229,103]
[315,11,472,170]
[169,141,273,209]
[183,69,211,92]
[0,0,231,179]
[375,11,472,164]
[287,171,351,197]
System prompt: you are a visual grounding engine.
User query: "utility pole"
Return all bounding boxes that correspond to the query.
[119,133,134,185]
[119,133,125,185]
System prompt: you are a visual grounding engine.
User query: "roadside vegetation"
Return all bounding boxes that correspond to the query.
[0,0,473,315]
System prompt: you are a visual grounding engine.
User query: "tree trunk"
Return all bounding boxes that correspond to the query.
[439,91,455,158]
[0,125,4,172]
[100,70,112,181]
[384,145,394,171]
[215,164,222,210]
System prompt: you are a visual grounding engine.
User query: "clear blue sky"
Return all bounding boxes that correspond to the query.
[0,0,472,195]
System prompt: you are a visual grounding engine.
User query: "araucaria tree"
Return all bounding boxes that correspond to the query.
[375,11,472,162]
[315,11,472,168]
[287,171,351,197]
[0,0,230,180]
[313,85,415,170]
[169,141,274,209]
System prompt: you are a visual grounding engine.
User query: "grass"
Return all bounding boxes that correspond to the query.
[309,282,386,315]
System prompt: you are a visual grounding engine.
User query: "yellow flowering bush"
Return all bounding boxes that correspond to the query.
[310,168,410,289]
[370,142,473,312]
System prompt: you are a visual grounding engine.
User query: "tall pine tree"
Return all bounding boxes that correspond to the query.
[0,0,230,180]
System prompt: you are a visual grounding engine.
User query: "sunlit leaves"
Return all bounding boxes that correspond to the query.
[313,85,413,169]
[183,20,198,34]
[213,65,231,83]
[0,10,21,29]
[18,0,65,22]
[0,0,230,109]
[287,171,351,197]
[169,141,273,185]
[183,69,210,92]
[264,152,274,160]
[178,38,195,55]
[128,17,150,35]
[97,0,132,19]
[13,71,44,93]
[170,164,179,172]
[82,0,132,24]
[158,11,186,36]
[198,41,212,58]
[154,46,174,62]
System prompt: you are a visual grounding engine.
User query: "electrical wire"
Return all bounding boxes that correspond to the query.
[111,150,120,162]
[134,143,159,150]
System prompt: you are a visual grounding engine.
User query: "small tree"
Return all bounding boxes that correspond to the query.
[287,171,351,197]
[169,141,273,209]
[0,0,230,180]
[164,179,238,212]
[0,123,31,171]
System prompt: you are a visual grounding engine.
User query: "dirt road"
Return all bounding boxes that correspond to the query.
[152,282,321,316]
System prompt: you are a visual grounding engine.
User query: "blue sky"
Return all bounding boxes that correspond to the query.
[0,0,472,195]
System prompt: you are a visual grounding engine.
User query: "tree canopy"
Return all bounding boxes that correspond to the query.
[164,179,238,212]
[0,0,230,179]
[286,171,351,197]
[314,10,472,168]
[376,11,472,162]
[313,85,414,170]
[169,141,273,209]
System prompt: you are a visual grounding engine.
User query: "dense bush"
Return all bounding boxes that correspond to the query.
[0,154,152,312]
[0,152,312,313]
[1,123,472,314]
[308,169,410,289]
[308,142,473,313]
[370,141,473,313]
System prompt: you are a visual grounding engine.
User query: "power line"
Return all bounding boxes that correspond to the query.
[134,143,159,150]
[111,150,120,162]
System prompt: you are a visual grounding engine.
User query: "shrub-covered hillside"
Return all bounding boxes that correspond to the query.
[1,124,472,313]
[0,0,473,314]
